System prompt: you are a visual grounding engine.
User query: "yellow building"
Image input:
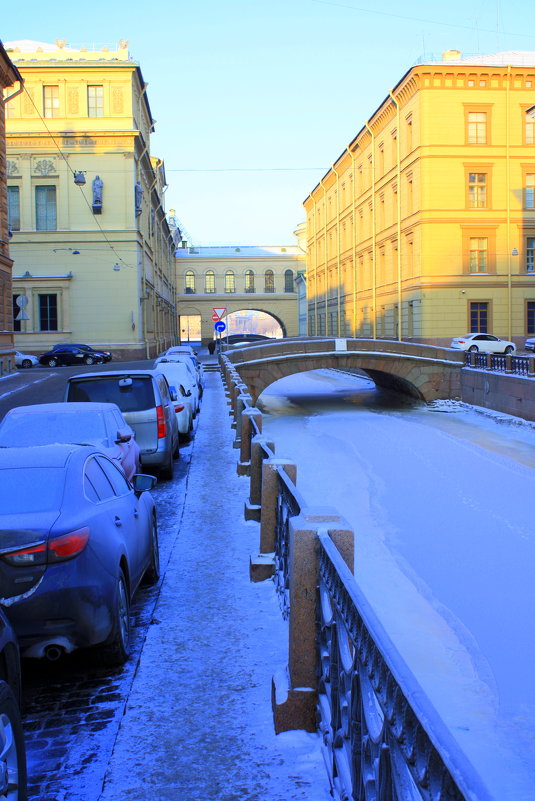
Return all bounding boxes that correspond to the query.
[175,241,305,344]
[4,39,179,359]
[303,50,535,347]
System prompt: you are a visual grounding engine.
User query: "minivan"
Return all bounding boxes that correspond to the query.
[65,370,179,479]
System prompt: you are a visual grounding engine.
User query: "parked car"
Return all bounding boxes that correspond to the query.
[0,444,158,665]
[39,345,104,367]
[14,349,39,369]
[0,402,140,481]
[168,384,194,442]
[153,359,200,416]
[64,370,179,479]
[165,345,197,358]
[0,607,27,800]
[52,343,112,362]
[450,333,516,354]
[524,337,535,351]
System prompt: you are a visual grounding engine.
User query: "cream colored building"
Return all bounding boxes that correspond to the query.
[175,242,305,344]
[304,51,535,347]
[4,39,179,359]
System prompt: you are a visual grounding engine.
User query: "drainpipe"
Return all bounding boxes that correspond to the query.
[320,176,328,335]
[311,192,318,335]
[332,162,342,336]
[4,80,24,105]
[506,65,512,341]
[347,146,357,335]
[364,120,377,339]
[389,90,402,340]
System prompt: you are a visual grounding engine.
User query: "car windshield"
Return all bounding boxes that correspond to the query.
[0,467,65,513]
[0,411,110,448]
[68,377,155,412]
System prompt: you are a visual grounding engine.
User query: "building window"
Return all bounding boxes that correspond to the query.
[525,174,535,209]
[39,293,58,331]
[224,270,235,293]
[526,118,535,145]
[264,270,274,293]
[7,186,20,231]
[469,237,488,272]
[527,237,535,272]
[468,173,487,208]
[527,301,535,334]
[35,186,57,231]
[43,86,59,118]
[12,295,21,332]
[205,270,215,293]
[405,114,413,153]
[88,85,104,117]
[284,269,294,292]
[470,302,488,332]
[184,270,195,294]
[244,269,255,293]
[467,112,487,143]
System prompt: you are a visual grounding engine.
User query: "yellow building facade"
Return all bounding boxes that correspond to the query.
[175,243,305,344]
[304,51,535,347]
[4,40,179,359]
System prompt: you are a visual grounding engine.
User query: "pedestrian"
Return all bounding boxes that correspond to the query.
[208,340,216,355]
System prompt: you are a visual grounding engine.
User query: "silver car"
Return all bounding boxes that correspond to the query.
[64,370,179,479]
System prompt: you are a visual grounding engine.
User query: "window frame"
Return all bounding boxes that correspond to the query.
[526,300,535,334]
[284,269,294,293]
[464,104,492,146]
[224,270,235,294]
[204,270,215,294]
[38,293,59,332]
[43,85,60,119]
[7,185,20,231]
[264,269,275,293]
[469,301,490,333]
[87,85,104,118]
[35,184,57,231]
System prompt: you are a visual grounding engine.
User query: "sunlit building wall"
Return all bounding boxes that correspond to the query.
[303,51,535,347]
[4,39,179,358]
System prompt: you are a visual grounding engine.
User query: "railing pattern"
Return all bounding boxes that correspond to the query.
[464,350,535,376]
[219,353,492,801]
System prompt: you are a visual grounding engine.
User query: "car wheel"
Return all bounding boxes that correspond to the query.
[468,345,478,353]
[47,357,59,367]
[504,345,514,354]
[142,517,160,586]
[83,355,95,365]
[0,680,27,801]
[99,569,131,666]
[21,359,32,369]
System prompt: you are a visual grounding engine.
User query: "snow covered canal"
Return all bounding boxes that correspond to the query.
[259,368,535,800]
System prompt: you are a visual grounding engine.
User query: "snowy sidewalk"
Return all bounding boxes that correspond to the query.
[98,367,330,801]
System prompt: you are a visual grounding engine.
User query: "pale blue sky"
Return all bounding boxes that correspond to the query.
[3,0,535,244]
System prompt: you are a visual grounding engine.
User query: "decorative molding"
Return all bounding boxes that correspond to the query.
[32,158,57,176]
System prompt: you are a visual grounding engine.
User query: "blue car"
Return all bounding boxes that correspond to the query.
[0,444,158,665]
[0,609,27,800]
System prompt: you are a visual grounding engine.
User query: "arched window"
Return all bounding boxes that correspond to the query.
[264,269,274,293]
[185,270,195,294]
[225,270,235,293]
[205,270,215,293]
[244,269,255,293]
[284,269,294,293]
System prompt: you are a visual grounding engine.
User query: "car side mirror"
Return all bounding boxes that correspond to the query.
[116,428,132,443]
[185,389,192,397]
[132,473,157,495]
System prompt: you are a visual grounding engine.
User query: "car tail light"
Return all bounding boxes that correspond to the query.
[156,405,167,438]
[1,527,89,566]
[173,402,185,414]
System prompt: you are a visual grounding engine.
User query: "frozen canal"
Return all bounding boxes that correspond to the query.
[259,369,535,800]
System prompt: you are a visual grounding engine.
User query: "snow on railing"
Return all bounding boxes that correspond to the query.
[219,353,491,801]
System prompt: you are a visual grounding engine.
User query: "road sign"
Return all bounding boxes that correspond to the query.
[214,321,226,333]
[212,307,227,320]
[211,313,219,321]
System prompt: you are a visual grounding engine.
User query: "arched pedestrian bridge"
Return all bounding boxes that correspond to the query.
[223,337,465,403]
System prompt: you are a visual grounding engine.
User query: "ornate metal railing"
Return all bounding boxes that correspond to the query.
[273,469,303,619]
[317,533,492,801]
[464,351,535,376]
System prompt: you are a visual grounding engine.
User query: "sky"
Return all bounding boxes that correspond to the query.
[3,0,535,245]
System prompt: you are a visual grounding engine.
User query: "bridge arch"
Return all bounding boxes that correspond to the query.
[226,308,288,338]
[224,337,464,403]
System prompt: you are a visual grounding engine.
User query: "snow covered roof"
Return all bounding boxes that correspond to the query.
[175,245,304,258]
[426,51,535,67]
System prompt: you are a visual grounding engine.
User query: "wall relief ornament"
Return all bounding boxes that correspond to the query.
[6,160,19,176]
[33,158,57,176]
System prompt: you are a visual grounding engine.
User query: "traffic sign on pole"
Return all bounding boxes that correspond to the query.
[211,313,219,321]
[214,320,226,333]
[212,307,227,320]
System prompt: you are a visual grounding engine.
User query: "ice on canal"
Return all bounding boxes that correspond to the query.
[259,369,535,800]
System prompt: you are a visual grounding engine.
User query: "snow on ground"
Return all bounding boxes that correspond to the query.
[259,369,535,800]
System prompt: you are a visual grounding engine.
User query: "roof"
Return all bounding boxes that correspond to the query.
[0,443,90,468]
[6,402,120,414]
[423,51,535,67]
[175,245,304,258]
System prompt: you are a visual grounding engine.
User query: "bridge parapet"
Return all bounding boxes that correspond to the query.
[220,354,492,801]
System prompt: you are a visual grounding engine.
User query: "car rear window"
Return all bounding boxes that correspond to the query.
[68,377,156,412]
[0,411,110,448]
[0,467,65,513]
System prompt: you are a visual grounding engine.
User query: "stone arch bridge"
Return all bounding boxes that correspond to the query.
[223,337,465,403]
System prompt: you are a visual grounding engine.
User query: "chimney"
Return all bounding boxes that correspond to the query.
[442,50,461,62]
